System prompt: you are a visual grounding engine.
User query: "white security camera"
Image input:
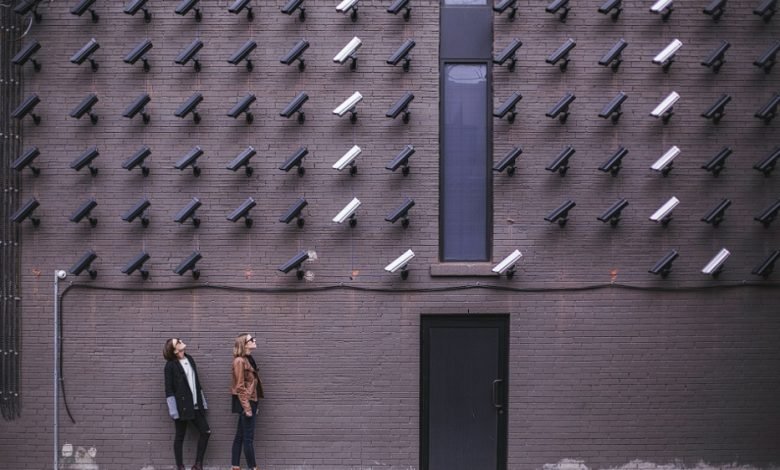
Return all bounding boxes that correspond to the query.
[385,249,415,279]
[650,145,680,175]
[333,37,362,64]
[56,270,68,279]
[652,39,682,68]
[649,196,679,224]
[650,0,673,19]
[650,91,679,122]
[333,197,361,226]
[332,145,361,174]
[702,248,730,276]
[492,249,522,277]
[333,92,363,122]
[336,0,359,20]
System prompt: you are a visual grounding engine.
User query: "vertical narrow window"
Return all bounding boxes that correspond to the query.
[441,63,490,261]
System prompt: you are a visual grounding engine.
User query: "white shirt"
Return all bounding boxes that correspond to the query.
[178,357,198,407]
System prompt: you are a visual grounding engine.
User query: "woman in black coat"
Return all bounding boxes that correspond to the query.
[163,338,210,470]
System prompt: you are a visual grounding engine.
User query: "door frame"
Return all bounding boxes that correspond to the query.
[420,314,509,470]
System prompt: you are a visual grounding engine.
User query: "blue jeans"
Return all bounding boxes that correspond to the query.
[231,401,258,468]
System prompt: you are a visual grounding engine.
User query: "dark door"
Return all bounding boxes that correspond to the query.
[421,315,508,470]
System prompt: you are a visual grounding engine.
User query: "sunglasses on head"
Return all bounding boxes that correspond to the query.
[245,336,256,344]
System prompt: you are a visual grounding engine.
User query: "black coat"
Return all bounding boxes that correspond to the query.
[164,353,206,421]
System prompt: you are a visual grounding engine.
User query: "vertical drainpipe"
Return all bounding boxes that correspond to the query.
[54,270,64,470]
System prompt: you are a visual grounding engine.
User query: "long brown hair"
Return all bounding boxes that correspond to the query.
[163,338,177,361]
[233,333,252,358]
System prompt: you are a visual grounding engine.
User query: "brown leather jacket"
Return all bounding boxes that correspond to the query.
[231,356,264,415]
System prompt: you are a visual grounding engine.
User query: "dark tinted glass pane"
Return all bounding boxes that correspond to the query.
[441,64,489,261]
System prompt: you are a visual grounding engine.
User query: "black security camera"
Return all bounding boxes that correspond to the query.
[387,39,415,71]
[649,249,679,278]
[70,146,100,176]
[386,92,414,123]
[70,38,100,71]
[227,197,256,227]
[227,94,256,123]
[123,93,151,124]
[280,40,309,71]
[228,40,257,71]
[70,94,99,124]
[175,39,204,72]
[175,93,203,123]
[10,198,40,226]
[385,197,415,228]
[598,146,628,176]
[175,0,202,21]
[546,145,575,176]
[122,251,150,279]
[174,251,202,279]
[122,146,152,176]
[70,250,98,278]
[175,146,204,176]
[228,0,254,20]
[11,147,41,176]
[124,0,152,22]
[281,0,306,21]
[544,200,576,226]
[386,145,415,176]
[280,92,309,124]
[493,146,522,176]
[69,198,98,226]
[124,39,153,72]
[227,146,256,176]
[278,251,309,279]
[597,198,629,226]
[279,197,308,227]
[12,40,42,72]
[122,198,151,227]
[71,0,99,22]
[11,94,41,125]
[174,197,202,227]
[280,147,307,176]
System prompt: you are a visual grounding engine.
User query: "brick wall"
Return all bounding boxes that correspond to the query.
[0,0,778,468]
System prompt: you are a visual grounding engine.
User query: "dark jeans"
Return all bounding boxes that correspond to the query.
[174,409,210,466]
[231,401,258,468]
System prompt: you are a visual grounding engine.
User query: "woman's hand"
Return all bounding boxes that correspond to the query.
[245,410,253,417]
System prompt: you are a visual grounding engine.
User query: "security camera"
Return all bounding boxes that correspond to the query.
[649,196,679,225]
[546,145,575,176]
[56,270,68,280]
[278,250,309,279]
[71,0,98,22]
[754,199,780,227]
[386,92,414,123]
[70,146,100,176]
[280,146,308,176]
[227,197,256,227]
[174,197,202,227]
[650,91,679,123]
[334,37,362,70]
[701,94,731,124]
[546,0,570,22]
[598,92,627,123]
[281,92,309,124]
[228,40,257,71]
[649,249,678,277]
[124,39,153,72]
[14,0,43,22]
[122,251,150,279]
[175,93,203,123]
[227,146,256,176]
[493,38,522,72]
[176,0,202,21]
[281,40,309,71]
[544,200,576,226]
[703,0,726,20]
[122,198,151,226]
[387,39,415,71]
[229,0,254,20]
[12,40,41,72]
[336,0,359,21]
[753,250,780,278]
[386,144,415,175]
[597,198,629,226]
[175,39,204,72]
[754,94,779,125]
[701,40,730,73]
[122,146,152,177]
[546,38,576,72]
[175,146,203,176]
[494,92,522,123]
[227,94,256,123]
[122,93,151,124]
[333,92,363,123]
[754,147,779,176]
[387,0,411,20]
[753,40,779,74]
[651,145,680,176]
[69,198,98,226]
[493,146,522,175]
[649,0,674,20]
[333,197,361,226]
[385,197,415,228]
[702,248,730,277]
[598,146,628,177]
[174,251,202,279]
[598,38,627,72]
[70,94,99,124]
[701,146,732,177]
[11,94,41,125]
[281,0,306,21]
[701,198,731,227]
[12,147,41,176]
[598,0,622,20]
[70,38,100,71]
[124,0,152,22]
[753,0,776,21]
[70,250,98,279]
[652,39,682,72]
[493,0,517,21]
[492,249,522,277]
[385,249,415,279]
[546,92,576,123]
[10,198,40,226]
[279,197,308,227]
[333,145,361,175]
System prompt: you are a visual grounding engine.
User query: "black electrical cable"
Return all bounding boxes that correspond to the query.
[56,280,779,423]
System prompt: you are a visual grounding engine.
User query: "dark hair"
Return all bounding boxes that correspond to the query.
[163,338,177,361]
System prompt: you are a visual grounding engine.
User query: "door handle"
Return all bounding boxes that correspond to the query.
[492,379,504,414]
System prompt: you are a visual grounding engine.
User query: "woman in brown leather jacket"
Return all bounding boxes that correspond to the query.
[230,333,264,470]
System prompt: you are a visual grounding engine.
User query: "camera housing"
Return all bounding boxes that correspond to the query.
[122,198,151,227]
[546,92,576,123]
[649,249,678,277]
[11,94,41,125]
[69,198,98,226]
[227,94,256,123]
[14,0,43,22]
[650,91,679,123]
[227,197,256,227]
[598,0,622,20]
[71,0,98,22]
[11,147,41,176]
[494,92,522,123]
[122,146,152,177]
[493,146,522,176]
[386,145,415,175]
[10,198,40,226]
[492,249,522,277]
[546,0,570,22]
[336,0,359,21]
[385,249,415,279]
[228,40,257,71]
[124,39,153,72]
[493,38,522,72]
[701,94,732,124]
[280,146,308,176]
[333,145,361,175]
[702,248,730,277]
[122,251,150,279]
[70,146,100,176]
[546,38,576,71]
[754,199,780,227]
[124,0,152,22]
[493,0,517,21]
[12,40,41,71]
[229,0,254,20]
[544,200,576,226]
[703,0,726,20]
[753,40,779,74]
[175,146,204,176]
[754,93,779,124]
[701,198,732,227]
[387,0,411,20]
[701,40,730,73]
[650,0,674,20]
[70,38,100,71]
[281,0,306,21]
[753,250,780,279]
[280,92,309,123]
[174,251,202,279]
[597,198,629,226]
[598,38,627,72]
[176,0,202,21]
[701,146,732,177]
[546,145,575,176]
[598,146,628,176]
[651,146,681,176]
[385,198,415,228]
[227,146,256,176]
[70,94,99,124]
[278,251,309,279]
[386,92,414,123]
[123,93,151,124]
[753,147,779,177]
[174,197,202,227]
[333,92,363,123]
[652,39,682,72]
[281,40,309,71]
[279,197,308,227]
[649,196,679,225]
[387,39,416,71]
[599,92,627,123]
[175,93,203,123]
[333,197,361,226]
[70,250,98,278]
[753,0,776,21]
[334,37,362,70]
[175,39,204,72]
